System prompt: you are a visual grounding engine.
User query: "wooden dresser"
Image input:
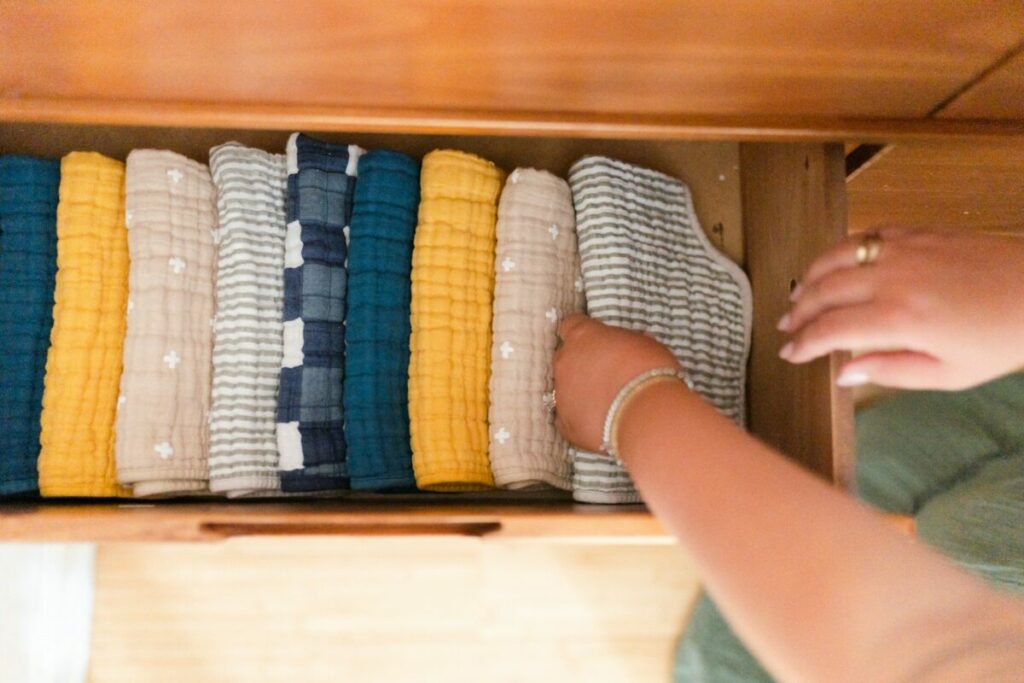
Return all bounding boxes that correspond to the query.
[0,0,1021,541]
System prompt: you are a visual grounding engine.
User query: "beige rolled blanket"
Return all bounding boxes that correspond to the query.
[116,150,217,497]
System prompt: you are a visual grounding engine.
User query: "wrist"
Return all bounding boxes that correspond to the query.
[614,378,691,465]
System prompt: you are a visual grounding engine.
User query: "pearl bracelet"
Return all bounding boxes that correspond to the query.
[599,367,692,464]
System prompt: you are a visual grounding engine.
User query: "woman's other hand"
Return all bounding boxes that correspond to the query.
[552,314,679,451]
[779,229,1024,390]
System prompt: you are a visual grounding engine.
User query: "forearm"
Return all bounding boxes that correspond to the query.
[618,382,1024,683]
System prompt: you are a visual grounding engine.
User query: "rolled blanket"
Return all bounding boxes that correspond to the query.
[568,156,752,504]
[0,156,59,496]
[208,143,288,497]
[409,150,503,491]
[277,133,363,493]
[115,150,217,498]
[343,150,420,490]
[38,152,129,497]
[488,169,583,490]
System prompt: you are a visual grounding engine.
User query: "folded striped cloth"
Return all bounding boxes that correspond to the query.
[568,156,752,504]
[277,133,363,493]
[116,150,217,498]
[208,143,288,497]
[0,156,59,496]
[409,150,503,491]
[488,169,583,490]
[38,153,129,497]
[343,150,420,490]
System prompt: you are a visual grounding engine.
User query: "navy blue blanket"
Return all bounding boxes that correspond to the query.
[0,156,60,495]
[343,151,420,490]
[277,134,362,492]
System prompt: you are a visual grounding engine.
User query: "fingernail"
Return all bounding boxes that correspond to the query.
[790,284,802,301]
[779,342,794,360]
[837,371,870,387]
[776,313,791,331]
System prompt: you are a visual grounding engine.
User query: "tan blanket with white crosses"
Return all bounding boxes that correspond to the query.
[116,150,218,497]
[487,169,583,490]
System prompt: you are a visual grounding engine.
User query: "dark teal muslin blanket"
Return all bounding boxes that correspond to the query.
[673,372,1024,683]
[0,156,60,496]
[343,151,420,490]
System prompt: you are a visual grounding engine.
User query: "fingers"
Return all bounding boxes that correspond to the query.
[780,267,877,332]
[779,303,914,364]
[558,313,591,341]
[836,351,943,390]
[794,228,903,298]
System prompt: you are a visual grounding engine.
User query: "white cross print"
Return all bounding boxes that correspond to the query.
[499,341,514,360]
[501,257,516,272]
[494,427,511,445]
[162,350,181,369]
[574,278,584,292]
[545,308,558,324]
[168,257,186,274]
[167,168,183,184]
[548,223,560,240]
[154,442,174,460]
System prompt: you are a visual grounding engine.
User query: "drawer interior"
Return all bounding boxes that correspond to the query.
[0,122,849,540]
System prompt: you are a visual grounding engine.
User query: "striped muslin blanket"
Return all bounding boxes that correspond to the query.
[568,156,752,504]
[208,143,288,497]
[38,152,129,497]
[116,150,217,498]
[343,150,420,490]
[488,169,583,490]
[0,156,59,495]
[409,150,503,491]
[276,133,363,492]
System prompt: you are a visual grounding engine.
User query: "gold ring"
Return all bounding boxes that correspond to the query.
[856,232,883,266]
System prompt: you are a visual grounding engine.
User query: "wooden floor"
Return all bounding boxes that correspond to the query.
[87,538,699,683]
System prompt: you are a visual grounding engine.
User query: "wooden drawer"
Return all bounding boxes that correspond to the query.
[0,121,852,541]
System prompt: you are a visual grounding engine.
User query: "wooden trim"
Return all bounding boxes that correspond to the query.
[0,501,670,542]
[741,143,855,486]
[3,98,1024,143]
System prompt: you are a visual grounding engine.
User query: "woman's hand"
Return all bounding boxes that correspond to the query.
[779,229,1024,390]
[552,314,679,451]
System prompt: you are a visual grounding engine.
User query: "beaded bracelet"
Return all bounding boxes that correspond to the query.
[599,367,692,464]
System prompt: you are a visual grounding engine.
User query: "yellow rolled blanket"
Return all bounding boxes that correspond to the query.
[38,152,129,497]
[408,150,503,491]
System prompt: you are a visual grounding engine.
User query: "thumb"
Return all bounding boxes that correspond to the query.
[836,351,945,390]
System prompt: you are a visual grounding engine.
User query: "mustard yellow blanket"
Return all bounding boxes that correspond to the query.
[38,152,129,497]
[408,150,503,491]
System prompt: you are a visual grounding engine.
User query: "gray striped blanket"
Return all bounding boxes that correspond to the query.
[568,156,752,504]
[208,143,288,496]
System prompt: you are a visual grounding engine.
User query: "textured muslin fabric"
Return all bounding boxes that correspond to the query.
[343,150,420,490]
[487,168,583,490]
[0,156,59,495]
[674,373,1024,682]
[208,143,288,497]
[116,150,217,497]
[276,133,363,493]
[37,152,129,497]
[408,150,503,491]
[568,156,752,504]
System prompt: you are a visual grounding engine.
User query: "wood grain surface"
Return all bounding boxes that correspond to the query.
[847,140,1024,235]
[2,1,1023,138]
[88,538,699,683]
[742,144,856,488]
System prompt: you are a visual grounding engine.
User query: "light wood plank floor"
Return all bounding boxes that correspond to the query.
[88,538,699,683]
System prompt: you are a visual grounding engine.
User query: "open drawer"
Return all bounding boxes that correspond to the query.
[0,122,853,541]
